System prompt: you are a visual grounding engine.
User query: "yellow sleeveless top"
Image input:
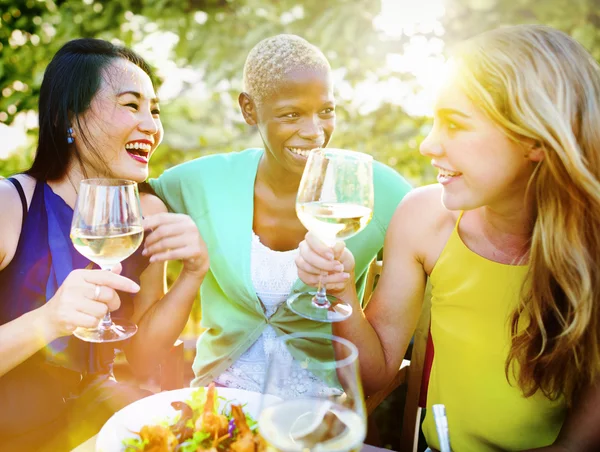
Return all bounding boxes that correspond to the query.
[422,213,566,451]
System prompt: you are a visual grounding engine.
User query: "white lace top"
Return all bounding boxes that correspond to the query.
[214,232,335,398]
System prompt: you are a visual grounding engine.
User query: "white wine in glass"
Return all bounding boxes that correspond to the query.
[70,179,143,342]
[71,226,144,270]
[288,148,374,322]
[296,202,372,242]
[258,332,367,452]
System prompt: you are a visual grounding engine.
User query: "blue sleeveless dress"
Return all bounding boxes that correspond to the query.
[0,178,149,448]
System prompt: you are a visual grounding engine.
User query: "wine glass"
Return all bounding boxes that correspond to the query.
[288,148,374,322]
[70,178,144,342]
[258,332,367,452]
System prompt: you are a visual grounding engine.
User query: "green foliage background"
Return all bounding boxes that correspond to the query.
[2,0,599,180]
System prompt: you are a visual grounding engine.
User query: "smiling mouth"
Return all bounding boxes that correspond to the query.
[287,147,320,158]
[125,142,151,163]
[438,167,462,178]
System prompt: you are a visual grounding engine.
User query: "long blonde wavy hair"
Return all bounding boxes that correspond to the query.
[452,25,600,404]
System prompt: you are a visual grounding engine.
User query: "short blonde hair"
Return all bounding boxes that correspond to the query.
[242,34,331,105]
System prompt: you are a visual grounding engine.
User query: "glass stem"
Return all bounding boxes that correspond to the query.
[99,313,113,329]
[99,264,114,329]
[312,272,330,308]
[312,239,335,309]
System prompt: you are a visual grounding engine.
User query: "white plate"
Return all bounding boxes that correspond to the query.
[96,387,277,452]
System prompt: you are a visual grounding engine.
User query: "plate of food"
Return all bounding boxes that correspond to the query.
[96,383,279,451]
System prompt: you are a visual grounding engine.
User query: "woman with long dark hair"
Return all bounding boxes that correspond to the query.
[0,38,208,451]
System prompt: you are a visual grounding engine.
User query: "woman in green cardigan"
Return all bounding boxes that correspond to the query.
[149,34,412,393]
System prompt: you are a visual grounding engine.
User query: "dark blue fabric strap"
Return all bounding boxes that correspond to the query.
[7,177,28,224]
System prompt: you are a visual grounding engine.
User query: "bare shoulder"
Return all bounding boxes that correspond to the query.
[140,192,168,216]
[0,174,36,201]
[389,184,453,236]
[0,175,36,271]
[0,178,20,209]
[387,184,457,271]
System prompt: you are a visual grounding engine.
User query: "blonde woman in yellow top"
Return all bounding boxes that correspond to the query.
[296,24,600,451]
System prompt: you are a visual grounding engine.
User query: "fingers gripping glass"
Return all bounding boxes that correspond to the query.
[70,179,143,342]
[287,148,374,322]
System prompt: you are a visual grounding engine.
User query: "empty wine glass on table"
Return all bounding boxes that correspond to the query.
[258,332,367,452]
[70,178,144,342]
[287,148,374,322]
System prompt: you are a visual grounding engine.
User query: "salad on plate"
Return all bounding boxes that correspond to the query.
[123,383,266,452]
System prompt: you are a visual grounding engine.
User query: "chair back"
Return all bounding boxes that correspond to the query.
[399,279,432,451]
[361,258,434,451]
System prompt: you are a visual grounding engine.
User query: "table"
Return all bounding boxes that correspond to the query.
[72,435,394,452]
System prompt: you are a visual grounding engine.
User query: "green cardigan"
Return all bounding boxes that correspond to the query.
[149,148,412,386]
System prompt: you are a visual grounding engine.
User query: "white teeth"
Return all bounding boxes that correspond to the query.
[439,168,460,177]
[125,142,151,152]
[289,147,316,157]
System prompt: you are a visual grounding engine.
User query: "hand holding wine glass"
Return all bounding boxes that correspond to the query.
[41,264,140,339]
[288,148,374,322]
[297,230,357,294]
[70,179,144,342]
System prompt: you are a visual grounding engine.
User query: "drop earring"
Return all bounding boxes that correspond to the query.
[67,127,74,144]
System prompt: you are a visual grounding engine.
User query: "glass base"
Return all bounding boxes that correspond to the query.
[287,292,352,322]
[73,320,138,343]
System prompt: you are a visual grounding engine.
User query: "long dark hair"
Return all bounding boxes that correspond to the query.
[26,38,156,181]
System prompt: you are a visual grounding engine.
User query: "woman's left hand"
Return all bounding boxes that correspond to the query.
[142,213,209,278]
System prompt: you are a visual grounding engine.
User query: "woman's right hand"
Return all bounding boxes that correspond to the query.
[296,231,356,295]
[40,264,140,339]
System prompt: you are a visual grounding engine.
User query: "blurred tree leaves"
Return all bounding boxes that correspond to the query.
[443,0,600,59]
[1,0,433,185]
